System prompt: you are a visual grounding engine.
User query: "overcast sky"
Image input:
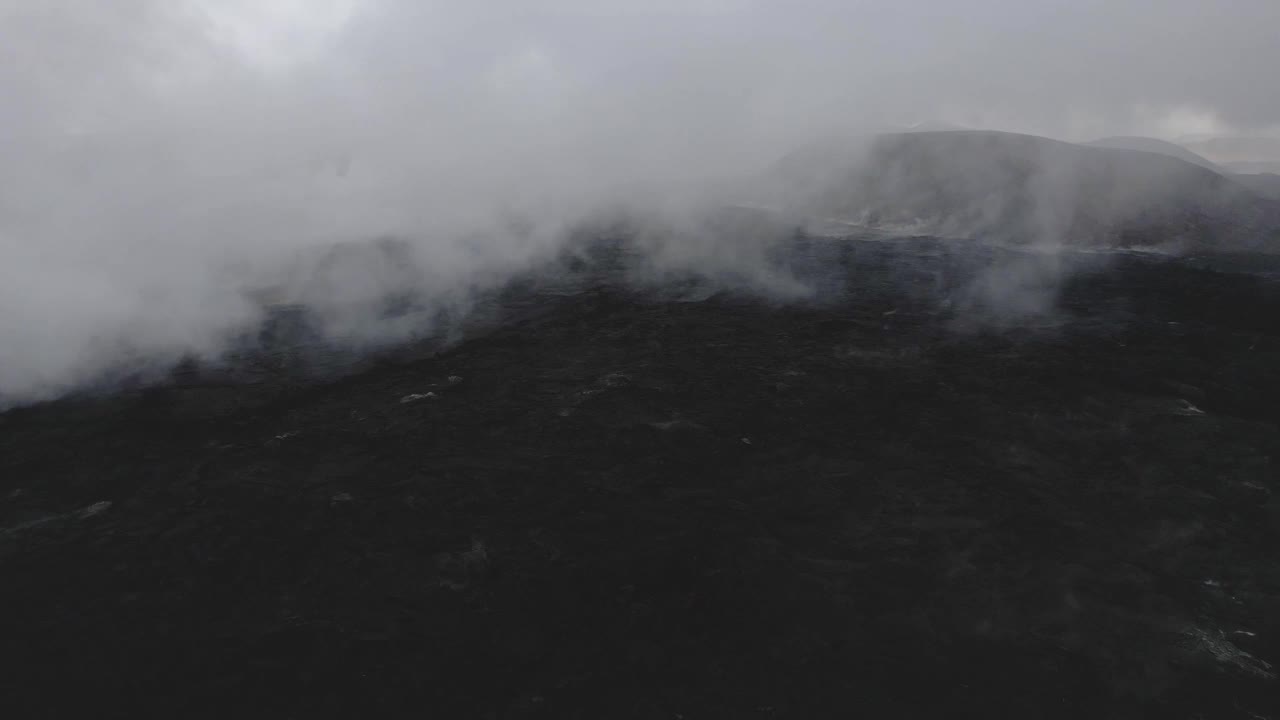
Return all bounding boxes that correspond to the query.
[1,0,1279,404]
[4,0,1280,142]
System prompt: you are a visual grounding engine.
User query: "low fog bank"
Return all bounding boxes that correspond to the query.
[6,125,1280,408]
[0,142,813,407]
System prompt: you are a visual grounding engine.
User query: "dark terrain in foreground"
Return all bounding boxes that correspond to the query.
[2,237,1279,718]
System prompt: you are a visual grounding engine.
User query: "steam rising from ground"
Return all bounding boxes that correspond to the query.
[3,1,1280,405]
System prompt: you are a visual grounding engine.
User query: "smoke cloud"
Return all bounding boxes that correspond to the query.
[2,1,1279,404]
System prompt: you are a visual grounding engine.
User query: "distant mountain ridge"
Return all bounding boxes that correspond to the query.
[1083,136,1280,199]
[1083,136,1221,171]
[1177,135,1280,166]
[773,130,1280,253]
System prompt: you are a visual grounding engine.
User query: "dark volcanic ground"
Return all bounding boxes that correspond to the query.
[2,237,1279,719]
